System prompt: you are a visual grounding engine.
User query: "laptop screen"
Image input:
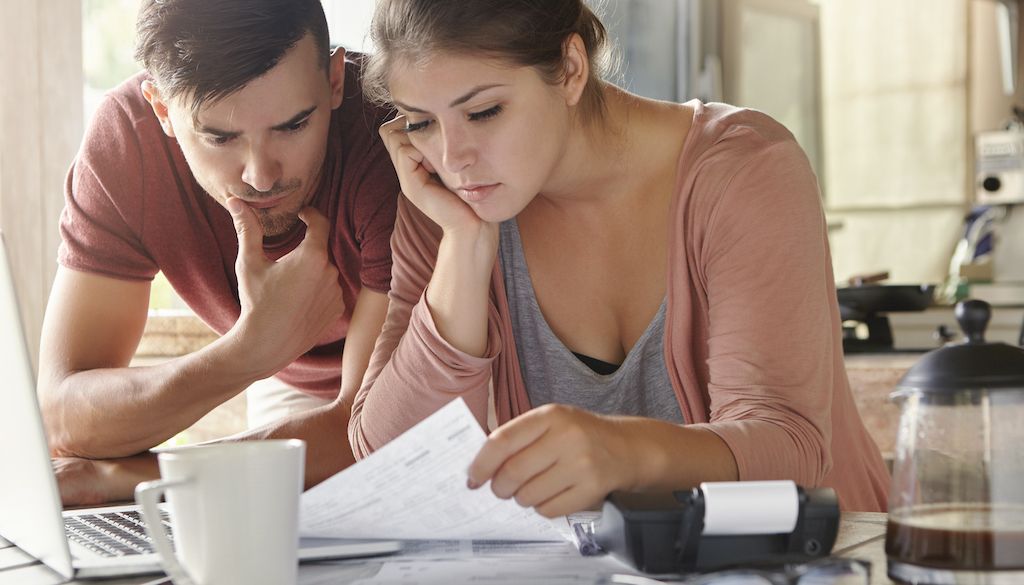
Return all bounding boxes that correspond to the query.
[0,233,76,579]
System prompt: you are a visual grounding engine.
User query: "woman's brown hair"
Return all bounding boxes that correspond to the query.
[362,0,613,122]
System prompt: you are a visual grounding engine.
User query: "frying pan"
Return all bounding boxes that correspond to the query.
[837,284,936,322]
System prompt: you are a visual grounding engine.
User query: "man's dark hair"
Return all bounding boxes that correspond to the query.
[135,0,331,114]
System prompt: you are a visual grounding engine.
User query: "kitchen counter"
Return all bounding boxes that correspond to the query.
[4,513,894,584]
[845,305,1024,459]
[844,353,921,459]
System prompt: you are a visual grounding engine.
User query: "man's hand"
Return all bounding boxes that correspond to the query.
[53,454,159,506]
[226,198,346,377]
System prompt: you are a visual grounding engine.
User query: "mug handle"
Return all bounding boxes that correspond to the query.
[135,478,196,585]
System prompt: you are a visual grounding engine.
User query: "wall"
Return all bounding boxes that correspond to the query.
[970,1,1024,134]
[0,0,83,370]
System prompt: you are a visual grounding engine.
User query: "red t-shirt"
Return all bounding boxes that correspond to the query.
[58,56,399,398]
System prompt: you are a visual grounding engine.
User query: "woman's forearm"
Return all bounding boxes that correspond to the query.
[616,418,739,492]
[424,224,499,357]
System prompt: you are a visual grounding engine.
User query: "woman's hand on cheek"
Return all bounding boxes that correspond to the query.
[466,405,638,518]
[379,116,482,234]
[420,155,438,176]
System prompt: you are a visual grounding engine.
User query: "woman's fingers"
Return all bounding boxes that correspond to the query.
[380,117,416,167]
[532,483,602,519]
[467,407,554,488]
[487,432,561,499]
[468,405,637,517]
[422,156,438,175]
[378,115,484,232]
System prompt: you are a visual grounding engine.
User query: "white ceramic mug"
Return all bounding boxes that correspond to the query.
[134,440,305,585]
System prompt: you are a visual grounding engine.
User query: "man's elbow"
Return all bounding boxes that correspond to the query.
[43,414,89,459]
[39,384,69,454]
[43,417,85,459]
[39,379,94,459]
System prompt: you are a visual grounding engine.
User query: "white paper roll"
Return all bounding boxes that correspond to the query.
[699,480,799,536]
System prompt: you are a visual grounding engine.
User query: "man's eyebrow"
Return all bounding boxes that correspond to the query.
[196,123,241,138]
[196,105,318,135]
[394,84,507,114]
[271,105,317,131]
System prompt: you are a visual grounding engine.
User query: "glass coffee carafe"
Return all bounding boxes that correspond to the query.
[886,300,1024,584]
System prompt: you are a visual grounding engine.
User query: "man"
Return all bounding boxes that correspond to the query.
[39,0,398,504]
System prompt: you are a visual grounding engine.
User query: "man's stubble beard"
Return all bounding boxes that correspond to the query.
[234,177,307,237]
[256,206,302,236]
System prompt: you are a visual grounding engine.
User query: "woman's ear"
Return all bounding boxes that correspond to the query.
[141,80,176,138]
[560,33,590,107]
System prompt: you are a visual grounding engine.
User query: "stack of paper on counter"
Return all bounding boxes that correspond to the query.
[299,398,568,542]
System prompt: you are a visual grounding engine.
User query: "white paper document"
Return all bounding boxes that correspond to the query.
[320,557,634,585]
[297,540,642,585]
[300,398,566,541]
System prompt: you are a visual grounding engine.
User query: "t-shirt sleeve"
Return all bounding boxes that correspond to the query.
[350,138,400,293]
[58,93,158,281]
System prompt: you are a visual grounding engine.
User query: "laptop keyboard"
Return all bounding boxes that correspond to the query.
[65,510,172,558]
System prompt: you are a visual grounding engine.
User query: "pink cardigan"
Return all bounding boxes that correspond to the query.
[350,101,890,512]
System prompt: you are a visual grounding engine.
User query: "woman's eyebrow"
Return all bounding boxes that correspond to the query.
[394,84,508,113]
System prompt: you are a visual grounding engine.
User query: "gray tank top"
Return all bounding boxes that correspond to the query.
[498,219,684,423]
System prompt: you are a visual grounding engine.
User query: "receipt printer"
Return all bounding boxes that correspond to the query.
[594,481,839,574]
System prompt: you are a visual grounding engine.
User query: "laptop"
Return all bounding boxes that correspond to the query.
[0,233,400,580]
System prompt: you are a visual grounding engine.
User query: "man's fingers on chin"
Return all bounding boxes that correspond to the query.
[230,202,266,257]
[297,207,331,238]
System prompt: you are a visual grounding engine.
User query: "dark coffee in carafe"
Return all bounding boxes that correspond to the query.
[886,504,1024,572]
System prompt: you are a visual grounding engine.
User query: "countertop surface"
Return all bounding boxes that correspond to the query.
[1,513,895,585]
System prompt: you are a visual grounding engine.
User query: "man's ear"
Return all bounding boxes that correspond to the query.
[560,34,589,108]
[141,80,176,138]
[328,46,347,109]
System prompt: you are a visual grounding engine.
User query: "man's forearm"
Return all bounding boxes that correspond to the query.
[232,288,388,488]
[44,333,268,459]
[55,453,161,506]
[236,400,356,489]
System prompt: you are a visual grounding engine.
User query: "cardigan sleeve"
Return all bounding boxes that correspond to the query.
[686,136,836,487]
[348,196,502,458]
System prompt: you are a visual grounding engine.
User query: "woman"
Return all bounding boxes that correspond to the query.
[349,0,889,514]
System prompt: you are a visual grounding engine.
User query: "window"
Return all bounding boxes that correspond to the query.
[323,0,376,51]
[83,0,141,122]
[83,0,189,313]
